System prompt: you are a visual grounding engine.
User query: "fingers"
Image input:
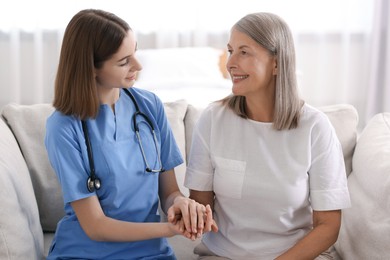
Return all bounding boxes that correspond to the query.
[167,202,185,223]
[169,197,197,234]
[169,197,217,238]
[203,204,212,233]
[173,218,197,241]
[167,211,182,227]
[211,220,219,232]
[195,204,206,238]
[202,205,218,233]
[188,200,210,236]
[166,206,176,223]
[188,199,199,234]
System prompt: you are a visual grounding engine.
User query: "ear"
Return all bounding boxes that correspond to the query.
[272,58,278,75]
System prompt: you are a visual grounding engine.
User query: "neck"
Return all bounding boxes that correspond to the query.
[245,94,274,122]
[98,88,120,113]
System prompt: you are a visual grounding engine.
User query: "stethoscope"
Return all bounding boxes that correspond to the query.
[81,88,165,193]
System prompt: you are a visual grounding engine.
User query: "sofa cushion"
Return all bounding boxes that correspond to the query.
[334,112,390,259]
[318,104,358,176]
[184,104,203,163]
[2,103,61,232]
[0,118,44,259]
[162,99,188,195]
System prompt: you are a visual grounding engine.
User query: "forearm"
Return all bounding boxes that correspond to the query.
[72,196,180,242]
[158,169,186,215]
[189,190,214,209]
[88,216,175,242]
[276,210,341,260]
[276,224,338,259]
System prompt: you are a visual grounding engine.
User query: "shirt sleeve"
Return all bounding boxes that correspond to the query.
[45,113,94,204]
[309,112,351,210]
[184,106,214,191]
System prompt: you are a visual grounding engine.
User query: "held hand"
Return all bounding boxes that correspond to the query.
[167,197,218,239]
[167,196,200,235]
[168,218,196,240]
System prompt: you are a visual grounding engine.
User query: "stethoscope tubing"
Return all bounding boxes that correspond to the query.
[81,88,164,192]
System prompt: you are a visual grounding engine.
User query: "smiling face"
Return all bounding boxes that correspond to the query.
[226,28,277,100]
[95,30,142,91]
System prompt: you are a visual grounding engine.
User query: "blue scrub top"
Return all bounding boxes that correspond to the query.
[45,88,183,259]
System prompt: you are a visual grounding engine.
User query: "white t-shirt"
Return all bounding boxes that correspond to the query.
[184,102,351,260]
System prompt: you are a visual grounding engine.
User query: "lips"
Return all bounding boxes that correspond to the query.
[126,75,136,80]
[232,75,248,79]
[231,75,249,82]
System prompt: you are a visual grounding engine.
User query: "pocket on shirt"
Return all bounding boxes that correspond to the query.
[213,156,246,199]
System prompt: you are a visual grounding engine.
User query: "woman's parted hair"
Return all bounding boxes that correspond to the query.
[53,9,131,119]
[222,12,303,130]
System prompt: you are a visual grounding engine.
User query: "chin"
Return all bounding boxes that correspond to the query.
[124,80,135,88]
[232,86,243,96]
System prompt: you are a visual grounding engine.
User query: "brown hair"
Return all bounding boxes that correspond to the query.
[222,12,303,130]
[53,9,131,119]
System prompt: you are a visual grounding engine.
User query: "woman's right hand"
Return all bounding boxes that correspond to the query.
[168,218,196,240]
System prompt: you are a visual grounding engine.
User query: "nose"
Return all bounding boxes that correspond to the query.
[226,54,237,74]
[132,56,143,72]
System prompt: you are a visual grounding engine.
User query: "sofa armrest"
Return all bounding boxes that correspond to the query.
[0,117,44,259]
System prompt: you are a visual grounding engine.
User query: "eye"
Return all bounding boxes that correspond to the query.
[119,59,130,66]
[227,49,233,55]
[241,50,247,55]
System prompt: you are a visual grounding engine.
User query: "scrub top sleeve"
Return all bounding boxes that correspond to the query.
[309,113,351,210]
[45,114,94,204]
[185,107,214,191]
[153,95,184,171]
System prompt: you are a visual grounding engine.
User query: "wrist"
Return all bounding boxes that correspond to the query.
[173,194,184,204]
[164,191,182,213]
[165,222,176,237]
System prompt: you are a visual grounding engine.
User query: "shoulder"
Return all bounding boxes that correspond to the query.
[301,104,331,126]
[300,103,336,137]
[202,101,231,118]
[46,111,80,139]
[47,110,78,129]
[196,101,236,129]
[126,87,164,114]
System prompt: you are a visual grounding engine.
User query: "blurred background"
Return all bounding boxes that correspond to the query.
[0,0,388,128]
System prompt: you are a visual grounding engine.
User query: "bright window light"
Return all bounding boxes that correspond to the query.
[0,0,373,33]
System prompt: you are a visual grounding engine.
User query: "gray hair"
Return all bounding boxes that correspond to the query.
[222,12,303,130]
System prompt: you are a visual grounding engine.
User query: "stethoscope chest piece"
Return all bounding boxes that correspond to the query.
[87,176,101,193]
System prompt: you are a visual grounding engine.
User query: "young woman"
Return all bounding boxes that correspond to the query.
[45,9,215,259]
[185,12,351,259]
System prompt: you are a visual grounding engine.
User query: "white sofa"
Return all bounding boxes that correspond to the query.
[0,100,389,260]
